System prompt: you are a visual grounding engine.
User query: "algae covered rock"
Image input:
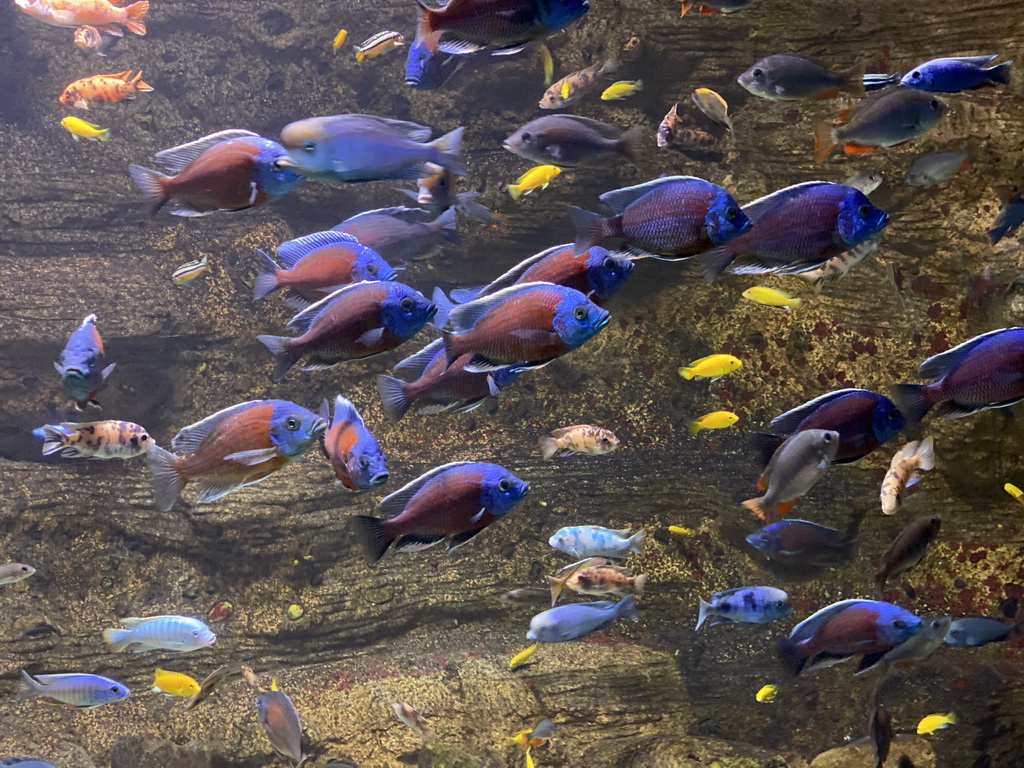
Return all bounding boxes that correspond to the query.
[810,735,936,768]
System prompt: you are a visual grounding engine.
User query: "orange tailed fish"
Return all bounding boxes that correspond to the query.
[15,0,149,36]
[60,70,153,109]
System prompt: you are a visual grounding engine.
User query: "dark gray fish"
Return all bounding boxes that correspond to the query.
[745,519,856,566]
[738,52,865,101]
[875,515,941,595]
[333,205,457,261]
[742,429,839,522]
[504,115,642,167]
[989,192,1024,244]
[944,617,1021,647]
[870,705,892,768]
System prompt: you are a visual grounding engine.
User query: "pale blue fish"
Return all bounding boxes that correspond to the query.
[104,615,216,653]
[17,670,130,708]
[527,595,639,642]
[696,586,792,629]
[1,758,59,768]
[548,525,645,559]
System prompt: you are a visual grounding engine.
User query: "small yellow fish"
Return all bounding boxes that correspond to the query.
[1004,483,1024,506]
[689,410,739,435]
[332,29,348,51]
[172,256,211,285]
[917,712,956,735]
[152,668,201,697]
[668,525,694,536]
[601,79,643,100]
[755,684,778,703]
[507,165,561,200]
[742,286,801,310]
[355,31,404,62]
[60,116,109,142]
[525,749,535,768]
[540,44,553,86]
[679,353,741,381]
[509,642,540,670]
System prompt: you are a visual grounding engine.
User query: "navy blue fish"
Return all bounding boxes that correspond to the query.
[55,313,116,410]
[901,55,1012,93]
[745,519,856,567]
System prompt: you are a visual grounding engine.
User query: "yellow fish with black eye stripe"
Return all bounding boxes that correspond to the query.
[172,256,211,285]
[355,31,404,62]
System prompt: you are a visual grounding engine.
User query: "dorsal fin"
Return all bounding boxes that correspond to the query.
[599,176,709,214]
[276,231,361,269]
[378,461,477,519]
[345,114,433,142]
[171,400,267,454]
[551,114,623,139]
[471,244,573,299]
[393,339,445,382]
[334,206,433,230]
[329,394,366,429]
[285,282,379,334]
[918,328,1022,381]
[741,181,835,223]
[154,129,261,174]
[447,282,555,334]
[769,388,869,435]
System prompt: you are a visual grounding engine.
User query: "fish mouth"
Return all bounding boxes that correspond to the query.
[425,302,438,318]
[311,419,328,437]
[521,481,531,496]
[405,78,420,86]
[595,313,611,331]
[274,156,298,169]
[369,472,390,486]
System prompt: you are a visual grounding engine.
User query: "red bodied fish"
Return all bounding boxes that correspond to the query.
[319,395,389,491]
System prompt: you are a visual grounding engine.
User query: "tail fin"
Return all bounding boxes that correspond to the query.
[96,128,111,142]
[989,60,1012,86]
[632,573,647,597]
[568,206,607,256]
[699,246,733,283]
[103,627,134,652]
[890,383,933,424]
[131,71,154,92]
[256,335,299,383]
[546,575,568,606]
[434,205,459,243]
[123,1,149,35]
[813,122,837,163]
[741,497,769,523]
[16,670,42,701]
[33,424,69,456]
[432,286,454,329]
[539,436,559,461]
[128,164,169,216]
[777,637,807,676]
[627,528,646,554]
[145,444,185,512]
[915,436,935,472]
[507,183,526,201]
[430,126,466,177]
[688,419,703,436]
[679,366,697,380]
[696,597,713,629]
[377,375,412,422]
[253,249,281,301]
[842,62,866,97]
[353,515,393,565]
[616,594,640,622]
[679,0,695,16]
[618,125,644,166]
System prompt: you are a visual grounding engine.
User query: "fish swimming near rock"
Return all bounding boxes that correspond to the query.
[353,461,530,563]
[104,615,216,653]
[504,114,642,167]
[509,642,540,670]
[145,399,326,512]
[540,58,618,109]
[17,670,130,708]
[130,130,303,217]
[33,420,152,459]
[0,563,36,586]
[394,701,433,739]
[355,31,405,62]
[60,116,109,141]
[600,79,642,100]
[172,256,212,285]
[657,104,718,150]
[679,0,754,16]
[696,586,792,629]
[73,25,106,54]
[944,617,1021,647]
[742,430,838,521]
[870,615,950,670]
[507,165,561,200]
[15,0,149,35]
[549,525,645,559]
[738,52,864,100]
[880,437,935,515]
[152,669,201,697]
[60,70,152,109]
[539,425,619,460]
[690,88,734,142]
[527,594,638,642]
[257,281,436,382]
[989,192,1024,245]
[319,395,389,490]
[917,712,956,735]
[508,718,557,750]
[55,313,116,410]
[742,286,801,310]
[745,519,856,567]
[900,55,1011,92]
[550,562,645,603]
[689,410,738,434]
[333,206,458,262]
[875,515,941,596]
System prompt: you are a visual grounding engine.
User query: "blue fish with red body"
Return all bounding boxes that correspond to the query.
[353,461,530,563]
[755,388,905,467]
[320,395,388,491]
[892,328,1024,421]
[449,244,634,306]
[257,281,436,382]
[900,55,1012,93]
[436,282,609,372]
[570,176,750,260]
[145,400,326,512]
[699,181,890,282]
[55,313,116,410]
[778,599,922,675]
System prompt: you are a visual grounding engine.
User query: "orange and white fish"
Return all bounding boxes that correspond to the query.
[60,70,153,109]
[73,25,109,55]
[15,0,149,36]
[880,437,935,515]
[33,420,153,459]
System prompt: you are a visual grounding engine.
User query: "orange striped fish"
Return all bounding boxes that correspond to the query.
[60,70,153,109]
[15,0,149,36]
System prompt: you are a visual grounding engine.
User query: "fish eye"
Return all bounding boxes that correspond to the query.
[911,71,921,79]
[110,686,120,694]
[823,433,834,442]
[400,297,415,312]
[752,68,763,78]
[498,478,512,492]
[893,619,906,629]
[521,131,531,142]
[725,206,739,221]
[603,257,616,270]
[929,99,941,110]
[303,140,316,153]
[359,455,370,468]
[271,160,284,172]
[367,263,378,275]
[285,416,301,431]
[20,566,29,572]
[573,305,588,321]
[857,204,872,217]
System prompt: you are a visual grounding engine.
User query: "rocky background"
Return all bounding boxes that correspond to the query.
[0,0,1022,766]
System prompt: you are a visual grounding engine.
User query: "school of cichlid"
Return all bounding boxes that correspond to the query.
[5,0,1023,765]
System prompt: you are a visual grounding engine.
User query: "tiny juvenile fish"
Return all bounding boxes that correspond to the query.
[172,256,211,285]
[394,701,433,739]
[255,683,308,767]
[33,420,152,459]
[668,525,694,536]
[356,31,405,62]
[917,712,956,735]
[679,353,741,381]
[738,53,864,101]
[320,395,388,490]
[689,410,738,434]
[745,519,856,567]
[944,617,1021,647]
[55,313,116,410]
[696,586,792,629]
[15,0,149,35]
[743,429,839,522]
[539,425,619,461]
[60,116,109,141]
[0,563,36,585]
[332,29,347,51]
[60,70,152,109]
[17,670,130,708]
[549,525,645,559]
[505,114,642,167]
[844,171,884,195]
[814,89,948,161]
[507,165,561,200]
[509,642,540,670]
[601,79,643,100]
[755,684,778,703]
[691,88,734,141]
[540,59,617,109]
[742,286,801,310]
[901,55,1011,93]
[875,515,941,596]
[333,205,458,262]
[905,150,971,187]
[527,595,639,642]
[880,437,935,515]
[104,615,216,653]
[152,668,201,697]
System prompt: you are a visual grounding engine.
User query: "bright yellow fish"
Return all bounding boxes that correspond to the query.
[742,286,801,310]
[509,642,539,670]
[755,684,778,703]
[507,165,561,200]
[539,44,553,86]
[601,79,643,100]
[668,525,694,536]
[332,29,347,51]
[152,668,200,697]
[689,410,738,435]
[917,712,956,735]
[679,354,741,381]
[525,748,535,768]
[1004,483,1024,506]
[60,116,109,142]
[172,256,211,285]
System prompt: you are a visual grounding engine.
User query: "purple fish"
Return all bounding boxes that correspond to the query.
[746,519,856,567]
[901,54,1012,93]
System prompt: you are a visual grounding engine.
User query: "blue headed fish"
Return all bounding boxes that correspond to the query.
[436,282,609,372]
[404,38,468,90]
[449,244,634,307]
[891,328,1024,422]
[944,617,1021,648]
[55,313,116,410]
[255,684,308,767]
[278,114,465,182]
[320,395,389,490]
[33,420,152,459]
[333,205,458,262]
[353,461,530,564]
[745,519,856,567]
[145,399,326,512]
[901,55,1011,92]
[130,130,302,217]
[104,615,216,653]
[696,586,792,629]
[754,388,905,467]
[254,231,396,306]
[699,181,890,282]
[17,670,130,708]
[549,525,645,559]
[527,594,638,642]
[778,599,922,676]
[257,281,436,383]
[742,429,839,522]
[377,339,525,421]
[570,176,750,260]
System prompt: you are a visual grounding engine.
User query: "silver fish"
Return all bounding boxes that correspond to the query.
[742,429,839,521]
[504,115,642,167]
[905,150,971,187]
[0,563,35,585]
[17,670,130,708]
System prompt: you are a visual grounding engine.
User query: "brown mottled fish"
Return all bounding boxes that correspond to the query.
[539,425,619,460]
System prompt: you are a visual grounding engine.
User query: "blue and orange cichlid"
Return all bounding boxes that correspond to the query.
[353,461,530,563]
[55,313,116,410]
[320,395,389,491]
[570,176,750,260]
[891,328,1024,422]
[700,181,890,282]
[130,130,302,217]
[435,282,609,372]
[145,400,326,512]
[257,281,437,383]
[449,244,634,307]
[377,338,526,421]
